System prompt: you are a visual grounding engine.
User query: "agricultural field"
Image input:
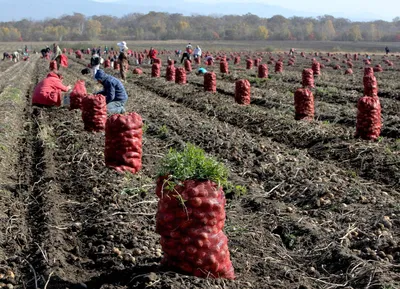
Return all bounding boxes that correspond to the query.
[0,41,399,289]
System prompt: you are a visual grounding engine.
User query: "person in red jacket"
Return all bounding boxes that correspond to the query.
[148,47,158,64]
[32,72,71,107]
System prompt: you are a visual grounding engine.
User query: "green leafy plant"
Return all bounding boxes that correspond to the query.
[158,143,246,198]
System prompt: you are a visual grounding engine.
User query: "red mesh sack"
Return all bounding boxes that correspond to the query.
[344,68,353,75]
[133,68,143,75]
[153,58,162,65]
[156,178,235,279]
[294,88,314,121]
[60,55,68,67]
[220,61,229,74]
[333,64,341,70]
[302,69,314,88]
[81,94,107,132]
[254,58,260,67]
[49,60,57,71]
[234,56,240,65]
[185,59,192,72]
[105,113,143,174]
[347,61,353,68]
[206,58,214,66]
[257,64,268,78]
[363,68,377,97]
[235,79,251,105]
[356,96,382,140]
[288,60,295,66]
[70,80,87,110]
[275,61,283,73]
[166,65,176,82]
[194,57,201,64]
[301,52,305,57]
[204,72,216,93]
[168,59,174,65]
[312,61,321,75]
[104,59,111,68]
[373,65,383,72]
[138,56,143,65]
[75,50,82,59]
[175,67,187,84]
[152,63,161,78]
[246,59,253,70]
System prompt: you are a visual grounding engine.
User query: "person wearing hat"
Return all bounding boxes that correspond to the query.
[117,41,128,52]
[94,70,128,114]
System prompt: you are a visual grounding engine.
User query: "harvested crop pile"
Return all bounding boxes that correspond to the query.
[344,68,353,75]
[60,55,68,67]
[153,58,162,65]
[114,62,120,70]
[105,113,143,173]
[356,96,382,140]
[235,79,251,105]
[75,50,82,59]
[294,88,314,121]
[49,60,57,71]
[254,58,260,67]
[156,144,235,279]
[69,80,87,110]
[175,67,187,84]
[246,59,253,70]
[81,94,107,132]
[204,72,216,92]
[258,64,268,78]
[347,61,353,68]
[333,64,341,70]
[168,59,174,65]
[132,68,143,75]
[166,65,176,82]
[302,69,314,88]
[104,59,110,68]
[275,61,283,73]
[234,56,240,65]
[354,54,358,60]
[312,61,321,75]
[184,59,192,72]
[373,64,383,72]
[220,61,229,74]
[206,58,214,66]
[363,68,378,97]
[194,57,201,64]
[152,63,160,77]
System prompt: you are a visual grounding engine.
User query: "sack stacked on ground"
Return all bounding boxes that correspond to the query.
[257,64,268,78]
[70,80,87,110]
[81,94,107,132]
[302,69,314,88]
[294,88,314,121]
[166,65,176,81]
[105,113,143,173]
[60,55,68,67]
[254,58,260,68]
[152,63,160,77]
[104,59,111,68]
[156,178,235,279]
[373,64,383,72]
[246,59,253,70]
[184,59,192,72]
[204,72,216,92]
[235,79,251,105]
[356,96,381,140]
[175,67,187,84]
[234,56,240,65]
[220,61,229,74]
[275,61,283,73]
[312,61,321,75]
[344,68,353,75]
[363,68,378,97]
[133,68,143,75]
[49,60,57,71]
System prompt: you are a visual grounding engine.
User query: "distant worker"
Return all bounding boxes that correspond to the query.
[385,46,390,55]
[193,45,202,60]
[118,51,129,81]
[2,52,10,60]
[117,41,128,52]
[41,46,51,58]
[90,53,102,79]
[175,49,182,57]
[94,70,128,114]
[32,72,71,107]
[148,47,158,64]
[181,44,193,63]
[196,67,207,75]
[52,43,62,67]
[12,51,20,62]
[289,48,295,56]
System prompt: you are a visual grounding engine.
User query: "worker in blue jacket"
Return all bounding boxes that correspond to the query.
[94,70,128,114]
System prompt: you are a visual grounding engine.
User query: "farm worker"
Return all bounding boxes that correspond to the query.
[52,43,62,67]
[193,45,202,59]
[12,51,20,62]
[117,41,128,52]
[105,46,109,54]
[196,67,207,75]
[385,46,390,55]
[118,51,129,81]
[289,48,295,56]
[32,72,71,107]
[90,53,102,79]
[94,70,128,114]
[2,52,10,60]
[148,47,158,64]
[24,45,28,53]
[81,68,91,75]
[181,44,193,63]
[175,49,182,57]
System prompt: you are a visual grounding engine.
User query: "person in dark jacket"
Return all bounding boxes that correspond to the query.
[385,46,390,55]
[94,70,128,114]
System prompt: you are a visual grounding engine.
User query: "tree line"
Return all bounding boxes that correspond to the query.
[0,12,399,42]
